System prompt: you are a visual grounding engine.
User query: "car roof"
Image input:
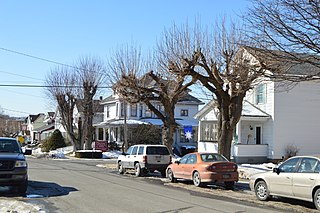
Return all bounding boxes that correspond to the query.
[133,144,167,147]
[0,137,17,141]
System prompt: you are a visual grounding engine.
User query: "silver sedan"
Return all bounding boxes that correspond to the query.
[249,156,320,210]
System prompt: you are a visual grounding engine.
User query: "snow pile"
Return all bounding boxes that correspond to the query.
[238,163,277,179]
[102,150,121,159]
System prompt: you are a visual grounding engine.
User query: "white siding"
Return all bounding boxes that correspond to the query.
[272,81,320,159]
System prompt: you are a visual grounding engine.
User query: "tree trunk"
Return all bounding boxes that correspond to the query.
[161,124,175,155]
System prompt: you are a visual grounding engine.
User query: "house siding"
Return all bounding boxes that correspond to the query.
[272,81,320,159]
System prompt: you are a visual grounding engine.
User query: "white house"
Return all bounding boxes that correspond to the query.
[196,48,320,163]
[94,91,203,155]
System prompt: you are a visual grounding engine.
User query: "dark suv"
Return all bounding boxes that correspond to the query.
[0,137,29,194]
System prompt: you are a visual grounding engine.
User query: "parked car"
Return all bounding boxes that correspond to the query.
[0,137,30,194]
[166,152,238,188]
[117,144,171,177]
[249,156,320,210]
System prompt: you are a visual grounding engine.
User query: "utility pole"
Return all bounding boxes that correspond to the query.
[124,101,128,152]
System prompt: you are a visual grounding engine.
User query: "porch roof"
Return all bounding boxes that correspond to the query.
[94,119,149,127]
[241,101,270,120]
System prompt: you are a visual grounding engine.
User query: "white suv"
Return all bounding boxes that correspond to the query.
[117,144,171,177]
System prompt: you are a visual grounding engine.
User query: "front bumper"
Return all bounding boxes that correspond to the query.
[0,168,28,186]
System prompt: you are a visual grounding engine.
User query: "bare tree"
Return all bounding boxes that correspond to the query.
[76,56,106,150]
[45,67,79,151]
[109,45,196,152]
[246,0,320,71]
[163,22,270,159]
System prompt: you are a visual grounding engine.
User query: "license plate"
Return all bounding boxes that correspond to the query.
[155,156,161,161]
[223,174,231,179]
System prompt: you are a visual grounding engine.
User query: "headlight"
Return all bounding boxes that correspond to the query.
[15,160,27,168]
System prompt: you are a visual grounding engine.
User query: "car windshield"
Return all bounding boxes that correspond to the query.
[200,153,228,162]
[0,140,21,153]
[146,147,169,155]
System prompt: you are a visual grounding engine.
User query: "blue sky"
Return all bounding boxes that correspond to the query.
[0,0,251,117]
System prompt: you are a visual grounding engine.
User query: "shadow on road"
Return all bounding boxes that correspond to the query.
[0,180,78,198]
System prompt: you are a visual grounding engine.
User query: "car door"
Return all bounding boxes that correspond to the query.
[268,157,300,197]
[129,146,139,168]
[122,146,133,168]
[174,154,189,178]
[292,157,318,200]
[184,154,197,180]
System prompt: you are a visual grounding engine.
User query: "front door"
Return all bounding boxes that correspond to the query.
[255,126,262,144]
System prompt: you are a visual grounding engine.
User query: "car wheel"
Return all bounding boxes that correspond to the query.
[17,181,28,195]
[193,171,203,187]
[255,181,270,201]
[313,188,320,210]
[225,181,235,190]
[134,163,141,177]
[167,168,176,183]
[118,162,125,174]
[160,170,166,178]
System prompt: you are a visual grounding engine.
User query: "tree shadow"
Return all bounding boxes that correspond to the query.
[0,180,78,198]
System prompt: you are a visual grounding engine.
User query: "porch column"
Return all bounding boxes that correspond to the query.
[237,120,242,144]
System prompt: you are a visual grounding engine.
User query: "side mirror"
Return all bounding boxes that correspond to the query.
[23,149,32,155]
[273,167,280,175]
[175,160,180,164]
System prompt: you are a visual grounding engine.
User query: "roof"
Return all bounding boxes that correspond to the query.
[194,100,270,121]
[243,46,320,77]
[76,99,104,113]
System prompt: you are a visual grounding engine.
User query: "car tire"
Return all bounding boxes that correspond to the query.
[255,180,270,201]
[225,181,235,190]
[17,181,28,195]
[160,170,166,178]
[134,163,142,177]
[193,171,203,187]
[118,161,125,174]
[313,188,320,210]
[167,168,176,183]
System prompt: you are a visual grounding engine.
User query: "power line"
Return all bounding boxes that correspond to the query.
[0,69,43,81]
[0,47,77,69]
[0,84,112,88]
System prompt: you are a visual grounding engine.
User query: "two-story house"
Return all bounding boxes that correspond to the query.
[94,90,203,155]
[195,47,320,163]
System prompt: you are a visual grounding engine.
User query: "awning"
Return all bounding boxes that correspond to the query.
[140,118,163,126]
[176,119,199,127]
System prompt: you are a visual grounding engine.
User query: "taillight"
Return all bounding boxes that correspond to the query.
[143,155,147,163]
[233,164,238,171]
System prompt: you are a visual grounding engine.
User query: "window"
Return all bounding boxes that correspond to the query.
[131,104,137,117]
[98,128,104,140]
[131,146,138,155]
[121,103,125,117]
[201,122,218,142]
[126,146,133,155]
[186,154,197,164]
[180,109,189,117]
[106,106,110,118]
[278,158,300,173]
[297,158,318,173]
[139,104,143,117]
[256,84,266,104]
[116,103,119,117]
[138,146,144,155]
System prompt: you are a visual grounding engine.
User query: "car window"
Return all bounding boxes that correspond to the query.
[315,161,320,173]
[186,154,197,164]
[131,146,138,155]
[297,158,318,173]
[0,139,20,153]
[138,146,144,155]
[278,157,300,173]
[126,146,133,155]
[201,154,228,162]
[146,147,169,155]
[179,154,189,164]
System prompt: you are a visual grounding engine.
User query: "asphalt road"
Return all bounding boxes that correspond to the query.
[0,157,284,213]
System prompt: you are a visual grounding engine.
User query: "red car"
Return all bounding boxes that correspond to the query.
[166,152,238,189]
